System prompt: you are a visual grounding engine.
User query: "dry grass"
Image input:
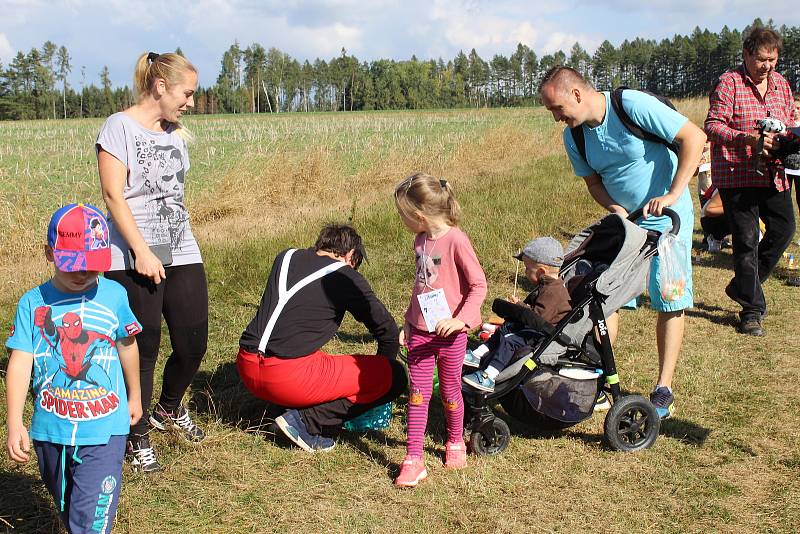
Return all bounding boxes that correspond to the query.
[2,102,800,533]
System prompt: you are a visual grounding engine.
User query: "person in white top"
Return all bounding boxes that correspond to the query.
[97,51,208,473]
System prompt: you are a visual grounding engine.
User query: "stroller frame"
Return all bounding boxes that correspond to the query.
[465,208,681,454]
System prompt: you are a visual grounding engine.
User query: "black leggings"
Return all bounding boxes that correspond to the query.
[106,263,208,437]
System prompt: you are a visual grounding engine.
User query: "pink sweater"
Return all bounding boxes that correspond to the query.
[405,226,487,332]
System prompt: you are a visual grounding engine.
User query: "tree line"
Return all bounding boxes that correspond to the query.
[1,18,798,120]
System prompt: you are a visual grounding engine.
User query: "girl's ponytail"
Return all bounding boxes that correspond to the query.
[395,173,461,226]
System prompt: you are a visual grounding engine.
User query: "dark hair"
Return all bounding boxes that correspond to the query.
[538,65,593,94]
[743,27,783,55]
[314,223,366,269]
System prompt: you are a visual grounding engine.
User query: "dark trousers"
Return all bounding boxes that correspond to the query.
[484,323,542,371]
[719,187,795,320]
[700,215,730,241]
[237,348,408,438]
[35,436,126,534]
[106,263,208,437]
[302,359,408,437]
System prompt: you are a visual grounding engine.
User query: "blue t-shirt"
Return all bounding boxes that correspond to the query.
[6,277,141,446]
[564,90,693,233]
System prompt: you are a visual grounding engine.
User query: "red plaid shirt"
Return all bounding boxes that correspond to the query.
[704,65,794,190]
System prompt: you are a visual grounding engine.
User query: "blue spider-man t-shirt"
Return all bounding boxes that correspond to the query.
[6,277,141,446]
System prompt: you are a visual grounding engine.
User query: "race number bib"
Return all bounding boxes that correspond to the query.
[417,288,452,333]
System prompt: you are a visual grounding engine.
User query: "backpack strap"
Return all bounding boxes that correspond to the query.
[257,249,347,353]
[611,87,679,155]
[570,125,588,165]
[571,88,679,171]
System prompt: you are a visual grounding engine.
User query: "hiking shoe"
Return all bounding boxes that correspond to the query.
[593,391,611,412]
[463,350,481,368]
[394,456,427,487]
[274,409,335,452]
[150,403,206,443]
[462,370,495,392]
[737,318,765,337]
[649,386,675,420]
[126,435,162,473]
[444,441,467,469]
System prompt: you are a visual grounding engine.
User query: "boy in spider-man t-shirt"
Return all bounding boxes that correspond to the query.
[5,203,142,534]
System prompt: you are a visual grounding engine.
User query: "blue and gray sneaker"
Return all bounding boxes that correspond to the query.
[462,370,495,392]
[274,409,336,452]
[649,386,675,420]
[463,350,481,369]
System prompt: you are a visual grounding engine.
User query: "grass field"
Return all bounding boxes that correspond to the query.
[1,102,800,533]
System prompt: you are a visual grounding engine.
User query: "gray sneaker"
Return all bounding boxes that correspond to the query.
[275,409,336,452]
[126,435,162,473]
[649,386,675,420]
[150,403,206,443]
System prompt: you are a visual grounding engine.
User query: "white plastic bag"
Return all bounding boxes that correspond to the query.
[657,233,688,302]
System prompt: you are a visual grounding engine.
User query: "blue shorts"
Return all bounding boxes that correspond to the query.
[34,435,126,534]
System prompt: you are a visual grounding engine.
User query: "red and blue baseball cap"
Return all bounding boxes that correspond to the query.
[47,203,111,272]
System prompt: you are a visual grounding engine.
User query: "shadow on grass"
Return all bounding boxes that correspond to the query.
[686,300,738,327]
[659,418,712,446]
[496,388,709,450]
[190,362,281,437]
[531,418,711,451]
[0,470,62,534]
[190,361,446,465]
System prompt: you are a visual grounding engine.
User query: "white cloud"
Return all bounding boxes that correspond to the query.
[430,0,540,52]
[1,0,799,87]
[0,33,13,63]
[0,0,45,26]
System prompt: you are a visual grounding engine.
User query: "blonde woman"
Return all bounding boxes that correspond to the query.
[97,52,207,472]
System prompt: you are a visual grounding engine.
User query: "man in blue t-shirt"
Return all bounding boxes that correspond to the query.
[539,66,707,420]
[5,203,142,534]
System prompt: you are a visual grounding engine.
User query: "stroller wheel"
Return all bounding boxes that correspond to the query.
[469,418,510,456]
[603,395,660,452]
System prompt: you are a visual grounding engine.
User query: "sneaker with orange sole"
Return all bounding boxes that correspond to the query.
[394,456,427,487]
[444,441,467,469]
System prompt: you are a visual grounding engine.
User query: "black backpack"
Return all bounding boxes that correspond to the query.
[570,87,680,166]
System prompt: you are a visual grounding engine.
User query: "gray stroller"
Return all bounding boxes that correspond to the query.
[464,208,680,454]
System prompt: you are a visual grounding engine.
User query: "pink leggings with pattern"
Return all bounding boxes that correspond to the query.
[404,326,466,458]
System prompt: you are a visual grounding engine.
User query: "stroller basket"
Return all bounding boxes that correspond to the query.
[520,368,600,424]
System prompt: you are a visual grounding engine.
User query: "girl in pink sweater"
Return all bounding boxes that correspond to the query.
[393,173,487,488]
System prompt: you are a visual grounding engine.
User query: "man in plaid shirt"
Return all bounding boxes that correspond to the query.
[705,27,796,337]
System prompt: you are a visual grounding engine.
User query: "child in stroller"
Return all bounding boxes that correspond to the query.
[462,236,572,392]
[463,209,681,455]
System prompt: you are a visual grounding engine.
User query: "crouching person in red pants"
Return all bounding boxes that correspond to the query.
[237,224,407,452]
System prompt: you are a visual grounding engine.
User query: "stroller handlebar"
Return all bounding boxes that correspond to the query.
[626,207,680,235]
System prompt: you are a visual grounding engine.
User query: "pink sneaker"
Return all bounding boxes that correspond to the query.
[394,456,427,488]
[444,441,467,469]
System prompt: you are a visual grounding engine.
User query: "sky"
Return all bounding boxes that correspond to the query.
[1,0,798,88]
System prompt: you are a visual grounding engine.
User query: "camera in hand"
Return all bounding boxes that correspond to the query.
[754,118,800,173]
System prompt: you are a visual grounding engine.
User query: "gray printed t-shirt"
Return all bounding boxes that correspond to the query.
[96,112,202,271]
